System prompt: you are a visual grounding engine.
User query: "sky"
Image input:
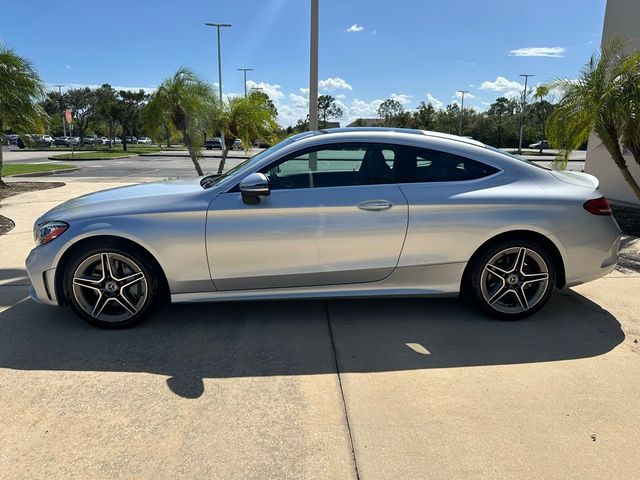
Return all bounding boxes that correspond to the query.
[1,0,608,126]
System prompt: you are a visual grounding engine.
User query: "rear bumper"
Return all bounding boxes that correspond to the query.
[557,216,621,287]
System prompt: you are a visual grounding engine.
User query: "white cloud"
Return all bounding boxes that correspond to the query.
[508,47,566,58]
[245,80,284,100]
[288,92,308,108]
[335,93,346,99]
[455,60,477,66]
[371,30,377,35]
[479,76,524,99]
[348,98,384,119]
[390,93,412,105]
[319,77,353,92]
[454,91,476,99]
[65,64,72,70]
[346,24,364,33]
[425,93,443,110]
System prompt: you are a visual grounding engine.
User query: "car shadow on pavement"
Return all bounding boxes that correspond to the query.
[0,283,624,398]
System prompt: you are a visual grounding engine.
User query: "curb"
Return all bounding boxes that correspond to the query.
[47,155,138,161]
[139,152,251,160]
[10,167,81,177]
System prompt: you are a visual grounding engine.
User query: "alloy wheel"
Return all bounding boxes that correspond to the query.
[480,247,550,314]
[72,252,148,323]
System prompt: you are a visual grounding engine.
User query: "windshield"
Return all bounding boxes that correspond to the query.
[486,145,551,171]
[200,131,321,189]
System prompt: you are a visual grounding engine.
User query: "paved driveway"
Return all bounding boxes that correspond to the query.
[0,183,638,479]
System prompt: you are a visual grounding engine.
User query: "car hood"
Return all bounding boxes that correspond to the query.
[39,177,212,223]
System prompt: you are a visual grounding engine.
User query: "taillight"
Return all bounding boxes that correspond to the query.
[583,197,612,216]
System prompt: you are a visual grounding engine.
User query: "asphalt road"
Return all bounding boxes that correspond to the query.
[2,147,587,181]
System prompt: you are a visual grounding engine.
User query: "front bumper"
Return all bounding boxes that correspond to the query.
[26,244,62,306]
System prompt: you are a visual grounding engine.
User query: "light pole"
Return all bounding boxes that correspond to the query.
[237,68,254,98]
[517,74,534,154]
[204,22,232,102]
[205,22,232,155]
[457,90,468,136]
[309,0,319,131]
[54,84,66,136]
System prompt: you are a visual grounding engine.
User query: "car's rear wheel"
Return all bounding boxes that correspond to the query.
[63,242,159,328]
[469,239,556,320]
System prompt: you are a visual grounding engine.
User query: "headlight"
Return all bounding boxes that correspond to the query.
[34,221,69,246]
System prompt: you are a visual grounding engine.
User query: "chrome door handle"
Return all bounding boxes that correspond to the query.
[357,200,393,211]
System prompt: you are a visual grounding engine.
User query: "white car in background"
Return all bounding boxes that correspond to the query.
[137,137,152,145]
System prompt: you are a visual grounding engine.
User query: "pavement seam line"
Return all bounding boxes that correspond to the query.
[323,300,361,480]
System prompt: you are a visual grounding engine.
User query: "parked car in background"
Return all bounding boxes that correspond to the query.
[83,135,102,146]
[54,136,71,146]
[529,140,550,150]
[205,138,222,150]
[113,137,122,145]
[137,137,152,145]
[232,138,243,150]
[26,128,621,328]
[253,139,271,148]
[41,135,55,146]
[5,134,19,145]
[124,136,138,144]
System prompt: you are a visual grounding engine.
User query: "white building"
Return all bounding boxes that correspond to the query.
[585,0,640,204]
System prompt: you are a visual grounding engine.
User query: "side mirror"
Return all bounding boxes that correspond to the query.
[239,172,271,204]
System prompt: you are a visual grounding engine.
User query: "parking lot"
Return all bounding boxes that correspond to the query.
[1,146,588,184]
[0,180,639,479]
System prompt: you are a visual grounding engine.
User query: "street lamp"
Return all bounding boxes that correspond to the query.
[517,74,534,154]
[237,68,254,98]
[205,22,232,157]
[54,84,66,136]
[457,90,469,136]
[204,22,232,102]
[309,0,319,131]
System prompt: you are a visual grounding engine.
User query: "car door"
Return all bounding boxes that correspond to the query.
[206,143,409,291]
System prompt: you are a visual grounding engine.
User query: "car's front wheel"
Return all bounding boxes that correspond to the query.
[469,239,556,320]
[63,242,160,328]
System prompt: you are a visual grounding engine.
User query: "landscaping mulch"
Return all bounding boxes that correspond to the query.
[0,182,65,235]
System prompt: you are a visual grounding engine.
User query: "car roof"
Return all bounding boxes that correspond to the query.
[320,127,486,148]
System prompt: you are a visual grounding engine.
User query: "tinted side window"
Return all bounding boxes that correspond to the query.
[260,144,398,190]
[395,147,499,183]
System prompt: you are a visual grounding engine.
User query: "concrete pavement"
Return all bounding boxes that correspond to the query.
[0,182,639,479]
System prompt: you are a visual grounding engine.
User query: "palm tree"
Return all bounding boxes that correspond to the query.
[545,39,640,200]
[209,92,277,174]
[143,68,215,176]
[0,43,47,187]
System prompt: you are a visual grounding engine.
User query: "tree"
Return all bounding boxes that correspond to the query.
[377,99,404,127]
[317,95,343,128]
[94,84,121,145]
[0,43,47,187]
[249,90,278,117]
[144,68,214,175]
[40,90,66,137]
[65,87,96,145]
[545,39,640,199]
[414,101,436,130]
[209,94,278,174]
[118,89,147,152]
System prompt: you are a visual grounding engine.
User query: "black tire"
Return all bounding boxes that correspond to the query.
[63,240,160,328]
[468,238,556,320]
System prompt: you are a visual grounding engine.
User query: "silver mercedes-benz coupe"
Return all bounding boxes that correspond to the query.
[26,128,621,328]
